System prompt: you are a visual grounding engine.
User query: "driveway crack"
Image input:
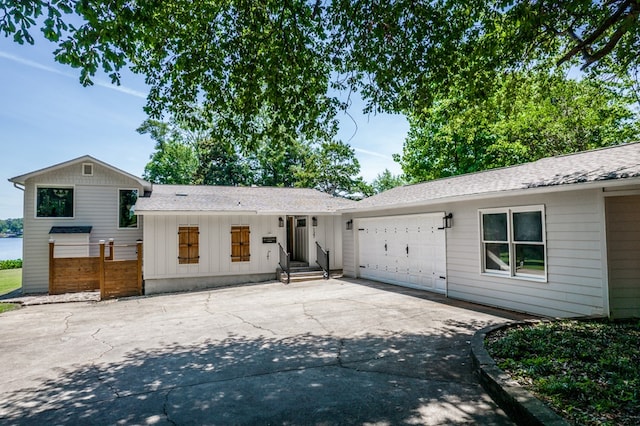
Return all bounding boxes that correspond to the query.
[90,328,114,361]
[302,303,332,333]
[204,292,215,315]
[163,390,178,426]
[229,313,277,336]
[62,313,73,334]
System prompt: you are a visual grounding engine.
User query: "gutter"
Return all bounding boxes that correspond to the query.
[341,176,640,214]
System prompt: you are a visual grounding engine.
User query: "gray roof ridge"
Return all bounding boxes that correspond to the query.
[396,141,640,189]
[9,154,152,189]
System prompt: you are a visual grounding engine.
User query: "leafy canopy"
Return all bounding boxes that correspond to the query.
[397,71,640,183]
[2,0,639,145]
[370,169,405,194]
[139,116,368,196]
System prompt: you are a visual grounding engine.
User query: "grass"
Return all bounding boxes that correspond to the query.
[486,320,640,426]
[0,268,21,296]
[0,302,19,314]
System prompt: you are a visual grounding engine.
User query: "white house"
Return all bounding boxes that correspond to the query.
[134,184,354,294]
[341,143,640,319]
[8,156,152,294]
[9,144,640,319]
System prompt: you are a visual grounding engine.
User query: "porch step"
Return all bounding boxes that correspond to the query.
[276,267,343,283]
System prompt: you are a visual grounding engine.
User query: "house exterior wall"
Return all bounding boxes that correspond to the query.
[310,215,343,270]
[344,188,608,318]
[142,213,343,294]
[605,194,640,318]
[21,163,145,293]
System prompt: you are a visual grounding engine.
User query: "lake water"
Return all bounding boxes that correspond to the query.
[0,238,23,260]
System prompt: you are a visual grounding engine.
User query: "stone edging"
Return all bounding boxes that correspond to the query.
[470,322,570,426]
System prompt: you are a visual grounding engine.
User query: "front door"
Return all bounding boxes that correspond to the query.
[286,216,309,262]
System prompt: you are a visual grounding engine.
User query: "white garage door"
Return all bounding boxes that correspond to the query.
[357,213,447,294]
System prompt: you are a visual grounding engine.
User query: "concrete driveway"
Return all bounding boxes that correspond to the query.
[0,279,532,425]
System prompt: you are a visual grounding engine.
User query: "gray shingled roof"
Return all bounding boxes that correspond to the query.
[135,185,357,214]
[352,142,640,211]
[9,155,152,190]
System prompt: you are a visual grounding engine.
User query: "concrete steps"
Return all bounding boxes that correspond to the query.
[276,265,342,283]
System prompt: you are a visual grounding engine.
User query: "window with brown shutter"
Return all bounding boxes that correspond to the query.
[231,225,250,262]
[178,226,199,264]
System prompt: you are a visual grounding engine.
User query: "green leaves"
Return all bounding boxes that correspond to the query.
[397,71,640,183]
[2,0,639,162]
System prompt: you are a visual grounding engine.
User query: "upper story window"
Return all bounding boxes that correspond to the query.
[118,189,138,228]
[36,187,74,218]
[480,205,546,280]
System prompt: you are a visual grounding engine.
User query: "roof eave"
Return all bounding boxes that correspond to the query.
[9,155,152,190]
[341,176,640,214]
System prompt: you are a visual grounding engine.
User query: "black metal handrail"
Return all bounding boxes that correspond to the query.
[278,243,291,284]
[316,242,330,279]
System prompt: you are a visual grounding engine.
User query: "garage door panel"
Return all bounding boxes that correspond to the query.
[357,214,447,294]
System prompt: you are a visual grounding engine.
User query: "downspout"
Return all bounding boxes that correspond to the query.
[13,182,25,191]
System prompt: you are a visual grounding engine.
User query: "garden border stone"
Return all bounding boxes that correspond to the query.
[471,321,570,426]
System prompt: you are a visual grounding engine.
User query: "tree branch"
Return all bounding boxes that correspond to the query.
[582,7,639,69]
[557,0,633,65]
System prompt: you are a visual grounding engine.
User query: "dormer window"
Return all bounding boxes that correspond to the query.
[82,163,94,176]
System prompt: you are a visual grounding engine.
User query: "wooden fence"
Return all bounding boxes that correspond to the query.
[49,240,143,300]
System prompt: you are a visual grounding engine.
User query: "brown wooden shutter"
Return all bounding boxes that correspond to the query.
[178,226,199,264]
[231,226,250,262]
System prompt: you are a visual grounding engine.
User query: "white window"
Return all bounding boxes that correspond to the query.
[480,205,546,280]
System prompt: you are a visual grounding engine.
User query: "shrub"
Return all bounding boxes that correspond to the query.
[0,259,22,270]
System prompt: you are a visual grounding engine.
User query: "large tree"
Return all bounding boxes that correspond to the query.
[370,169,405,194]
[139,116,368,193]
[138,119,198,184]
[3,1,639,143]
[293,140,372,197]
[397,72,640,182]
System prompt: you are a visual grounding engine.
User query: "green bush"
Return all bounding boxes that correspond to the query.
[0,259,22,270]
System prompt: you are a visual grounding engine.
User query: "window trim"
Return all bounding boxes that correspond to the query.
[118,188,139,229]
[479,205,547,282]
[35,185,75,219]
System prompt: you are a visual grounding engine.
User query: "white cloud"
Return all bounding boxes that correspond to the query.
[0,51,69,76]
[353,147,394,160]
[0,50,147,99]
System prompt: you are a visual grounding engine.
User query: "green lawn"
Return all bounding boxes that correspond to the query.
[0,268,21,296]
[0,302,19,314]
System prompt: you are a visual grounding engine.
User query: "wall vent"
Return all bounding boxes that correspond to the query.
[82,163,94,176]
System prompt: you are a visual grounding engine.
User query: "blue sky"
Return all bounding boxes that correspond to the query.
[1,37,407,219]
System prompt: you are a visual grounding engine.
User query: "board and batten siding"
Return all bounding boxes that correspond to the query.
[342,215,356,277]
[606,194,640,318]
[143,215,285,293]
[21,163,145,293]
[345,188,608,318]
[310,215,343,269]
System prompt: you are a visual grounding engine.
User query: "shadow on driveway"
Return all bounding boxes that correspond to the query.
[1,333,510,425]
[0,279,528,424]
